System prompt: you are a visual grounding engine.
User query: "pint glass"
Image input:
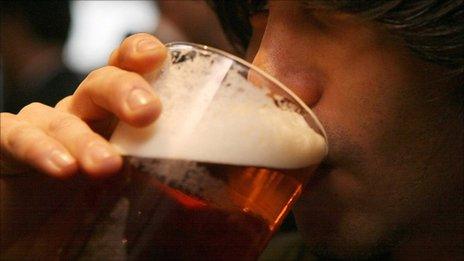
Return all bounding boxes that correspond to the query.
[99,43,327,260]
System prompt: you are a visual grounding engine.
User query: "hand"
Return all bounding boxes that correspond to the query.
[0,33,167,254]
[1,33,166,178]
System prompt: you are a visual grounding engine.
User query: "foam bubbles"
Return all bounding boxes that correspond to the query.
[110,46,327,169]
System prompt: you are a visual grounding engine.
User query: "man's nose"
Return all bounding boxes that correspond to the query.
[251,46,323,108]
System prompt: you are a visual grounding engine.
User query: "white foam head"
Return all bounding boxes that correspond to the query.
[110,45,327,169]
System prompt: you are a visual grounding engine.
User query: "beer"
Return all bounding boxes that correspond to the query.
[122,158,305,260]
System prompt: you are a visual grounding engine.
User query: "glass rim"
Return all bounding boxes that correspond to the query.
[165,41,328,150]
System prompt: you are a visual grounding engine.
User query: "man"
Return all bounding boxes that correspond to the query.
[1,0,462,259]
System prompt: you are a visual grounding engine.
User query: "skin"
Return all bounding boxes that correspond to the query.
[248,2,463,259]
[1,1,462,259]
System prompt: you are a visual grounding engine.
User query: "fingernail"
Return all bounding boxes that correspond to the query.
[82,142,122,176]
[48,150,75,171]
[137,39,158,52]
[127,88,153,111]
[87,142,119,167]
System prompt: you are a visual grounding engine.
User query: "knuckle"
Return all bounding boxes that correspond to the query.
[77,66,118,95]
[6,124,38,151]
[18,102,46,116]
[110,71,145,91]
[55,95,73,109]
[85,66,117,83]
[47,115,97,147]
[48,114,81,133]
[85,67,105,82]
[79,132,101,145]
[117,70,143,83]
[73,132,104,153]
[1,112,16,121]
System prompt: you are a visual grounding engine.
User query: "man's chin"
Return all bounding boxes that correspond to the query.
[293,165,397,260]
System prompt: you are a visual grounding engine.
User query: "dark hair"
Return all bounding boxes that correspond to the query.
[1,0,71,45]
[209,0,463,75]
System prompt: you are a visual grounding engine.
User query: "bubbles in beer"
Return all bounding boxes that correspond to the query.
[110,47,327,169]
[127,157,233,209]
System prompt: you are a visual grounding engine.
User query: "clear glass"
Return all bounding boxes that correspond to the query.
[75,43,327,260]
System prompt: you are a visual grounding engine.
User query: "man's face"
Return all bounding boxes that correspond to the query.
[247,1,463,259]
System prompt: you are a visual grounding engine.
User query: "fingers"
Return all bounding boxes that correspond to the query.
[0,34,167,179]
[16,103,122,178]
[68,33,165,127]
[69,66,161,128]
[108,33,167,74]
[1,112,77,178]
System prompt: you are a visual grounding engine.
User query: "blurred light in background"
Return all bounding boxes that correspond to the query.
[64,1,159,74]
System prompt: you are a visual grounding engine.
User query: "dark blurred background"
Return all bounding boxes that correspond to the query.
[0,0,233,113]
[1,0,82,113]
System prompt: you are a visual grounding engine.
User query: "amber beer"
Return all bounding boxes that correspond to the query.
[122,157,311,260]
[107,42,328,260]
